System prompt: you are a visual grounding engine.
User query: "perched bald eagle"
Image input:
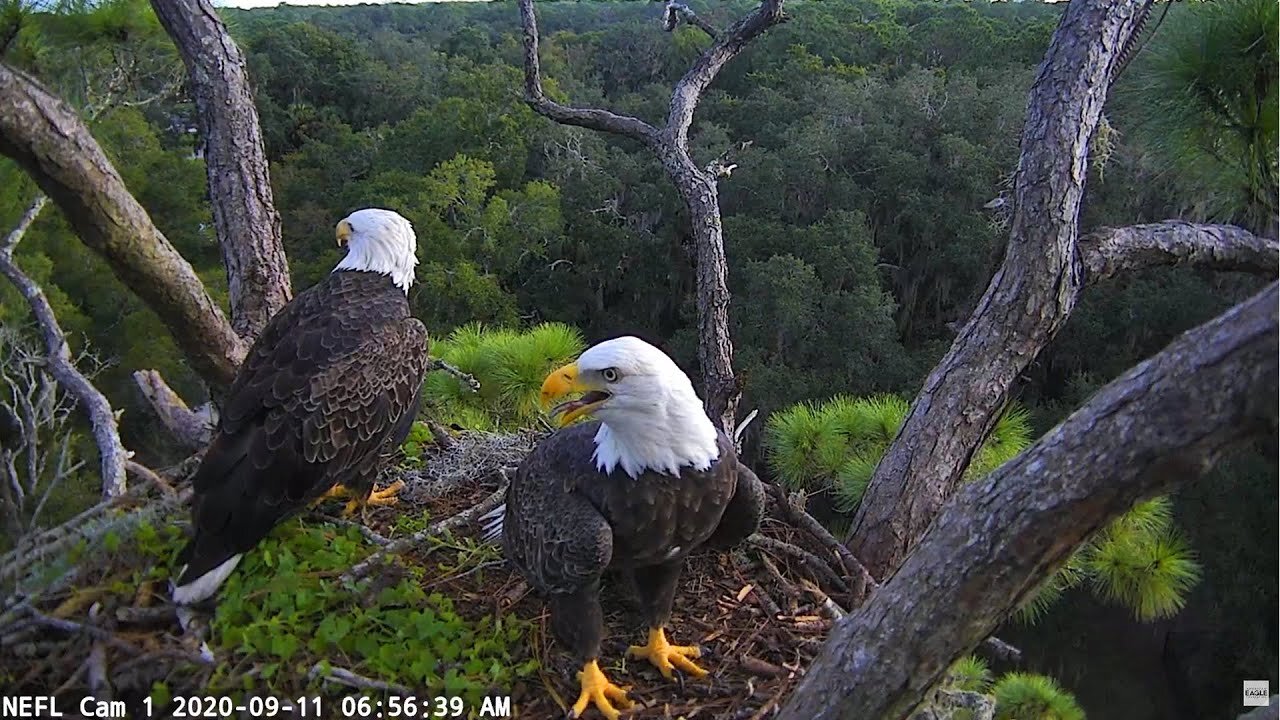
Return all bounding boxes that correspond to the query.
[172,208,429,605]
[488,336,764,720]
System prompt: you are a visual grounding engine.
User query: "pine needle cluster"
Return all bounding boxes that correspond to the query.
[422,322,585,431]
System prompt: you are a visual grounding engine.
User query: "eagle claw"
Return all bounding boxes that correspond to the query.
[571,660,631,720]
[626,627,708,680]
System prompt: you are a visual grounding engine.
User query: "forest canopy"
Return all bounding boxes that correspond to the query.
[0,0,1275,717]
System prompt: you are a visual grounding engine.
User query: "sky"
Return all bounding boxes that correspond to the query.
[213,0,487,7]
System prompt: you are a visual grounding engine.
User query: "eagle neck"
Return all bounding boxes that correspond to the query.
[591,410,720,480]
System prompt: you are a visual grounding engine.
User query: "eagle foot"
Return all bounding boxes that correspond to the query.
[340,480,406,518]
[310,483,350,507]
[570,659,631,720]
[626,627,708,680]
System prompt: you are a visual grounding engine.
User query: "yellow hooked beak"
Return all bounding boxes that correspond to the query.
[541,362,610,427]
[336,219,353,247]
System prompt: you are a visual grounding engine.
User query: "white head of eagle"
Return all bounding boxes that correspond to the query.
[541,336,721,479]
[333,208,418,292]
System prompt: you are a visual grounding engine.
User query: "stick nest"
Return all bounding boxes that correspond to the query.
[0,428,863,718]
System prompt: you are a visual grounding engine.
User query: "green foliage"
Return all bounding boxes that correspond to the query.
[945,655,994,694]
[991,672,1085,720]
[423,322,584,431]
[114,514,535,701]
[1016,497,1202,624]
[1119,0,1278,232]
[764,394,1031,512]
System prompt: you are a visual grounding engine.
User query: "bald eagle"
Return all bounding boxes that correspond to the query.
[487,336,764,720]
[172,208,429,605]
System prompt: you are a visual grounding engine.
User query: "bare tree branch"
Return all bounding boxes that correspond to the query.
[517,0,659,144]
[781,282,1279,720]
[663,0,784,147]
[661,1,719,39]
[517,0,785,433]
[149,0,292,340]
[1080,221,1279,284]
[0,195,128,500]
[427,358,480,392]
[0,62,247,389]
[131,369,215,451]
[847,0,1153,579]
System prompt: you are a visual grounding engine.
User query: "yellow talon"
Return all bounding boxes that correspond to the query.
[366,479,405,506]
[570,659,632,720]
[626,627,707,680]
[310,483,349,507]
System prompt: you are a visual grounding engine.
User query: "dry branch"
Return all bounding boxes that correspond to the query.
[847,0,1154,579]
[341,475,510,583]
[0,62,246,388]
[780,282,1278,720]
[0,195,128,499]
[662,1,719,38]
[150,0,292,340]
[518,0,785,434]
[132,369,215,450]
[1080,221,1279,284]
[428,357,481,392]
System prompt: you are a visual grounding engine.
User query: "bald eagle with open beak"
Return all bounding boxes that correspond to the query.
[172,208,429,605]
[485,336,764,719]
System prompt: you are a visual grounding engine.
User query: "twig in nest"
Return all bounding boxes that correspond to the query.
[762,480,876,601]
[12,602,144,655]
[126,460,175,497]
[309,663,411,694]
[341,473,510,583]
[115,605,177,626]
[799,577,846,620]
[310,512,390,546]
[739,655,786,678]
[427,358,480,391]
[427,420,456,450]
[747,534,850,596]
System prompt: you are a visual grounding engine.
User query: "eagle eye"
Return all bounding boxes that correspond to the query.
[601,367,620,383]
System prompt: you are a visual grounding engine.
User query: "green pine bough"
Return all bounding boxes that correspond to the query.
[762,394,1201,624]
[422,322,585,432]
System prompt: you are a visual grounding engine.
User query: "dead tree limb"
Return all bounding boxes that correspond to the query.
[131,369,215,450]
[149,0,291,340]
[661,1,719,38]
[0,195,128,499]
[517,0,786,434]
[0,62,246,389]
[780,282,1279,720]
[847,0,1153,579]
[1080,221,1279,284]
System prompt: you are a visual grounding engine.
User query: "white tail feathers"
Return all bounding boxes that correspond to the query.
[479,503,505,545]
[171,553,243,605]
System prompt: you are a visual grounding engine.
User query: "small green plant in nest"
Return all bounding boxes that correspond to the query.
[202,521,537,700]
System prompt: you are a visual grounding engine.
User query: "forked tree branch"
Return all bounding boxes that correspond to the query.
[517,0,785,433]
[131,369,216,451]
[664,0,784,148]
[149,0,292,341]
[0,196,128,499]
[781,282,1279,720]
[0,62,247,389]
[661,1,719,39]
[1080,221,1279,284]
[517,0,659,144]
[847,0,1153,579]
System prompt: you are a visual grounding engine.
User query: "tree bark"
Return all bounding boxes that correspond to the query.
[1080,221,1279,284]
[0,63,246,389]
[0,196,128,499]
[517,0,785,433]
[847,0,1151,579]
[779,282,1279,720]
[150,0,291,340]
